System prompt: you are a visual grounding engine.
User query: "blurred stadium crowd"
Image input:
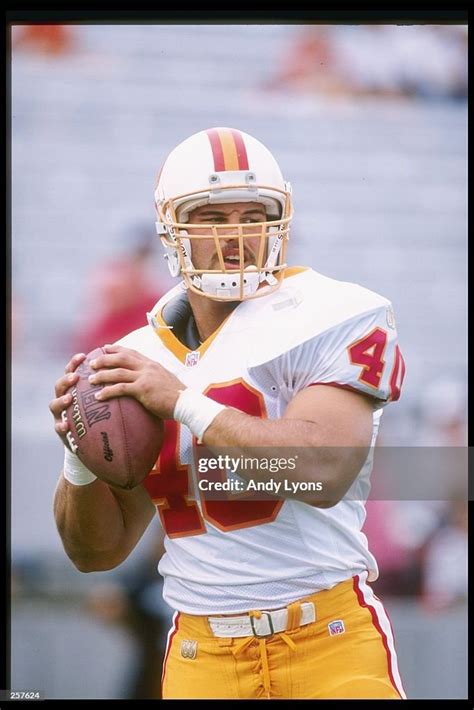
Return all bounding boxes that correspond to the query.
[12,24,468,100]
[11,22,467,699]
[264,24,467,100]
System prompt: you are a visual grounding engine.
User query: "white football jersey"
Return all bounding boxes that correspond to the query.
[118,267,405,614]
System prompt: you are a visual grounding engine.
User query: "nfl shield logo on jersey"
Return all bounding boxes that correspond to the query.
[185,351,200,367]
[328,620,345,636]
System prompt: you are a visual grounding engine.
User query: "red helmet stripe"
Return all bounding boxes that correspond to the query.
[206,128,249,172]
[206,128,226,171]
[230,129,249,170]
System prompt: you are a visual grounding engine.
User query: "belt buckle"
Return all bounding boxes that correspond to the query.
[250,611,275,638]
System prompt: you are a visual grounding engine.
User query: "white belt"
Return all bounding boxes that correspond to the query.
[208,601,316,638]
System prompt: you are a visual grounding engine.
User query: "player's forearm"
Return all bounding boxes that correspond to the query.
[202,409,368,506]
[53,474,153,571]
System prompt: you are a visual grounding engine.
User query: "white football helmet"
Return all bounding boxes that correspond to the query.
[154,127,293,301]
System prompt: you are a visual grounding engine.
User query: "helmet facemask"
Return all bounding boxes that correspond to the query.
[156,173,292,302]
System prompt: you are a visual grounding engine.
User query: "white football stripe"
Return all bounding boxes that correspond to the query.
[161,611,180,685]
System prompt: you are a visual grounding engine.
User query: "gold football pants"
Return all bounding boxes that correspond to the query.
[162,573,406,699]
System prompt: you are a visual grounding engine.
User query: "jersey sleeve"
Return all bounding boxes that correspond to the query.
[292,303,406,407]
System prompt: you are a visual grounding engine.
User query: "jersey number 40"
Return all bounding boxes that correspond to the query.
[348,327,405,402]
[144,380,283,538]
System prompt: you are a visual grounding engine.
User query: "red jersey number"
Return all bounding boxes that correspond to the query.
[348,328,405,400]
[144,380,283,537]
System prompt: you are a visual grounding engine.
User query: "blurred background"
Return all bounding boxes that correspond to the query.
[10,23,467,699]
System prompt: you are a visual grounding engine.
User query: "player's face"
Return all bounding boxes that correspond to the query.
[186,202,268,271]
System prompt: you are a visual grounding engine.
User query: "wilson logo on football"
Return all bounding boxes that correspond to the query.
[70,387,86,439]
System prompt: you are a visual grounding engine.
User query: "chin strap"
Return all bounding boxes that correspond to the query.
[200,267,260,299]
[260,227,284,287]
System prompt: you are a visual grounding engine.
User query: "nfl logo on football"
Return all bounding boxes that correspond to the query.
[185,351,200,368]
[328,620,345,636]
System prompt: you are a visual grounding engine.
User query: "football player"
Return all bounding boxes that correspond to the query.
[50,127,406,699]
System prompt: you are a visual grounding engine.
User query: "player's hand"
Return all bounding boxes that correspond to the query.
[87,344,185,420]
[49,353,87,446]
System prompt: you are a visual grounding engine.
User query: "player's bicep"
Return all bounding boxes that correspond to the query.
[283,383,374,450]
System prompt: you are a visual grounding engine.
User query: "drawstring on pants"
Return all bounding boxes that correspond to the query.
[231,610,297,699]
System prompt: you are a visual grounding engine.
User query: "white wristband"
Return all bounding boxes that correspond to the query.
[63,446,98,486]
[173,388,226,443]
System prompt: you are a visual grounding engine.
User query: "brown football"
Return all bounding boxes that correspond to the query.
[63,347,164,489]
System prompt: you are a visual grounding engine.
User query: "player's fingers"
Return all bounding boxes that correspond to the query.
[103,344,146,364]
[49,391,74,418]
[94,382,134,400]
[89,352,140,371]
[51,411,70,451]
[54,372,80,398]
[64,352,87,375]
[88,368,136,386]
[54,413,69,435]
[103,343,140,357]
